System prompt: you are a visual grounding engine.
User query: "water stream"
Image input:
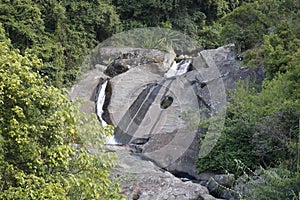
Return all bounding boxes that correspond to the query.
[164,59,192,78]
[96,80,108,126]
[96,80,119,144]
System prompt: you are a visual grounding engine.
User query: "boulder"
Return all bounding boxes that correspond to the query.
[108,44,264,178]
[95,47,176,76]
[213,174,235,188]
[233,169,265,198]
[109,67,201,177]
[206,177,238,200]
[109,145,215,200]
[198,173,238,199]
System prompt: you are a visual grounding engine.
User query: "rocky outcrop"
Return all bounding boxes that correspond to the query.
[198,173,238,199]
[71,45,264,171]
[70,45,264,199]
[109,145,215,200]
[109,66,201,177]
[96,47,176,76]
[105,45,264,178]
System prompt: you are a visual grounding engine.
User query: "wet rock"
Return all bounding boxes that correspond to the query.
[206,178,239,200]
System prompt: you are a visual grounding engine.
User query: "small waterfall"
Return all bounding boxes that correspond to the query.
[164,60,178,78]
[96,80,108,126]
[96,80,118,144]
[164,59,192,78]
[175,59,191,76]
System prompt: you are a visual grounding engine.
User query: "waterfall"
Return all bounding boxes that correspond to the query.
[164,59,191,78]
[164,60,178,78]
[96,80,118,145]
[175,59,191,76]
[96,80,108,126]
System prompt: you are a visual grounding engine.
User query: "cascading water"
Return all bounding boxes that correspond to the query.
[175,59,192,76]
[96,80,118,144]
[96,80,108,126]
[164,60,178,78]
[164,59,192,78]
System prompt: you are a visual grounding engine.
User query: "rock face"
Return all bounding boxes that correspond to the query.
[109,145,215,200]
[69,67,109,114]
[109,66,201,177]
[71,45,264,173]
[70,45,264,199]
[105,45,263,178]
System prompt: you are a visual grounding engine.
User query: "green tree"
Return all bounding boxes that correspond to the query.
[246,168,300,200]
[197,71,300,174]
[0,25,124,199]
[0,0,122,86]
[260,21,300,79]
[197,6,300,173]
[113,0,236,40]
[220,2,269,52]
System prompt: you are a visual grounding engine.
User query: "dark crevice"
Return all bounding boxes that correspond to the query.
[104,60,129,77]
[91,77,106,102]
[160,96,173,109]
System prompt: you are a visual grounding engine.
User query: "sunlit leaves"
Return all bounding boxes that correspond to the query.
[0,27,123,199]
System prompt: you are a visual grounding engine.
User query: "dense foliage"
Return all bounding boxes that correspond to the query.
[0,0,121,86]
[196,0,300,198]
[0,25,123,199]
[0,0,299,199]
[113,0,242,47]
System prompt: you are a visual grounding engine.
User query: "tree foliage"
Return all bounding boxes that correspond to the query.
[197,0,300,197]
[246,168,300,200]
[0,27,124,199]
[0,0,299,198]
[0,0,122,86]
[113,0,240,41]
[220,2,269,52]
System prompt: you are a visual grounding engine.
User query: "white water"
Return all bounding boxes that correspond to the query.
[96,80,108,126]
[175,59,191,76]
[106,134,118,145]
[164,59,191,78]
[164,60,178,78]
[96,80,119,145]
